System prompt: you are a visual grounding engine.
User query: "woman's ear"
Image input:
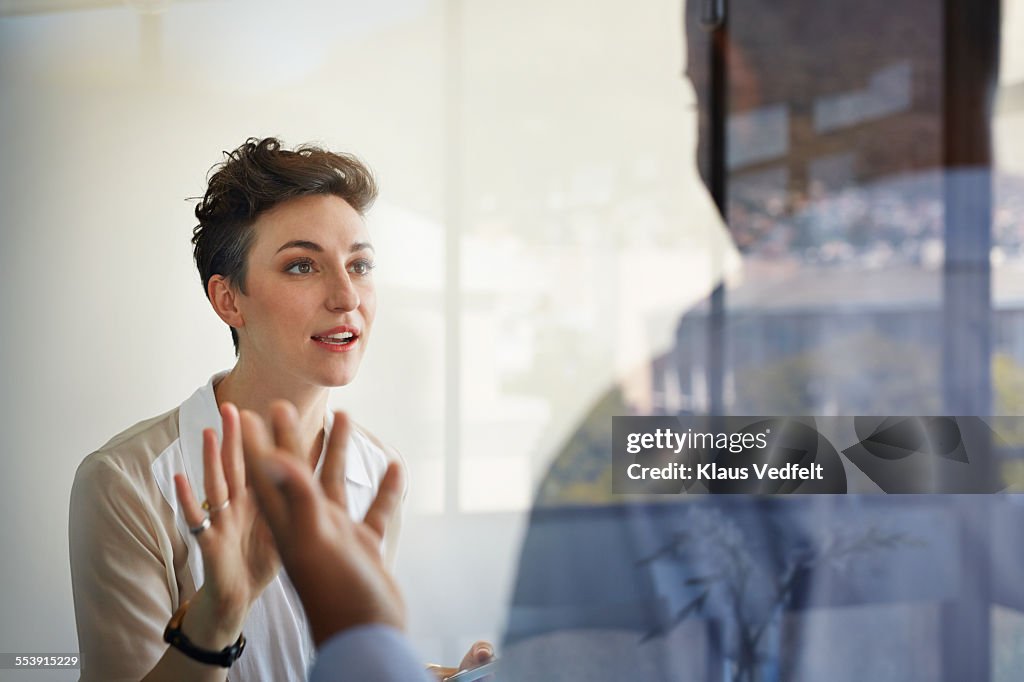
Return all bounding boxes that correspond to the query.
[208,274,245,329]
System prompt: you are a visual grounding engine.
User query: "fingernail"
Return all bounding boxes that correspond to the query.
[477,645,493,660]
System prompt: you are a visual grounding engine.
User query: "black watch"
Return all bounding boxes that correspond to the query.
[163,600,247,668]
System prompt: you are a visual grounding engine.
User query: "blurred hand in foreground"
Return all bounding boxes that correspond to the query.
[239,403,406,646]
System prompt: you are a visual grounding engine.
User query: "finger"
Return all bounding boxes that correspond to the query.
[320,411,352,508]
[363,461,404,540]
[272,455,323,527]
[202,429,229,511]
[458,641,495,671]
[220,402,245,496]
[270,401,302,461]
[242,439,290,538]
[426,665,458,681]
[173,473,210,541]
[239,409,274,482]
[355,523,389,560]
[249,453,321,541]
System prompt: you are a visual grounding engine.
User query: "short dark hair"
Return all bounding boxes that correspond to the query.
[192,137,378,354]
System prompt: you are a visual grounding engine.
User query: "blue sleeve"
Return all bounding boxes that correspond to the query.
[309,625,433,682]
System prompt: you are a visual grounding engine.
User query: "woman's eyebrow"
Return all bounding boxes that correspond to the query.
[276,239,323,254]
[275,240,374,254]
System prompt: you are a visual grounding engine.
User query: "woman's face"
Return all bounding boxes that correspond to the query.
[234,193,376,388]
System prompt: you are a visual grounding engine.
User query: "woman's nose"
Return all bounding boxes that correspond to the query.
[326,271,360,312]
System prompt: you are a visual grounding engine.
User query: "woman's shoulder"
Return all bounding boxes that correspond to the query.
[70,407,185,551]
[75,406,181,491]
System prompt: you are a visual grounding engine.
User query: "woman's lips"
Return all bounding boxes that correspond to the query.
[312,337,359,352]
[311,330,360,353]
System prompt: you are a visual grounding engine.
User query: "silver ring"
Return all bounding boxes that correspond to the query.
[189,516,211,536]
[202,498,230,513]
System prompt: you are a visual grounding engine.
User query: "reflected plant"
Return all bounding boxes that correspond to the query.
[637,507,921,682]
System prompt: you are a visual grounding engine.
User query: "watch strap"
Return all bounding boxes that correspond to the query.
[163,599,247,668]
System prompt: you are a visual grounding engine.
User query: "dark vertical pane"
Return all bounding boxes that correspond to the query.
[677,0,981,416]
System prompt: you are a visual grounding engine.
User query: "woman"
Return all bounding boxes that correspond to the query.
[69,138,491,680]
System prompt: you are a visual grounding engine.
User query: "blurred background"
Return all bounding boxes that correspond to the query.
[1,0,1024,679]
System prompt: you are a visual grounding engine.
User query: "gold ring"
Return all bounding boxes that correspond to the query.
[201,498,230,513]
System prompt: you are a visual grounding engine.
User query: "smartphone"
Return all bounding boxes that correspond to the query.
[444,660,498,682]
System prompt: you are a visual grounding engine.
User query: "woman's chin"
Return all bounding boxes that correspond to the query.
[313,366,359,388]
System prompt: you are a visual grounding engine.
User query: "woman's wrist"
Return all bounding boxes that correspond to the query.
[180,587,249,650]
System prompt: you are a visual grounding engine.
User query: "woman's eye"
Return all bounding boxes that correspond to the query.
[348,260,375,276]
[286,261,314,274]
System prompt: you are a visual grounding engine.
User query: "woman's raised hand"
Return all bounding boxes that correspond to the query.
[171,402,286,646]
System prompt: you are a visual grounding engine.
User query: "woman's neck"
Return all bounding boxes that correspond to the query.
[212,360,329,465]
